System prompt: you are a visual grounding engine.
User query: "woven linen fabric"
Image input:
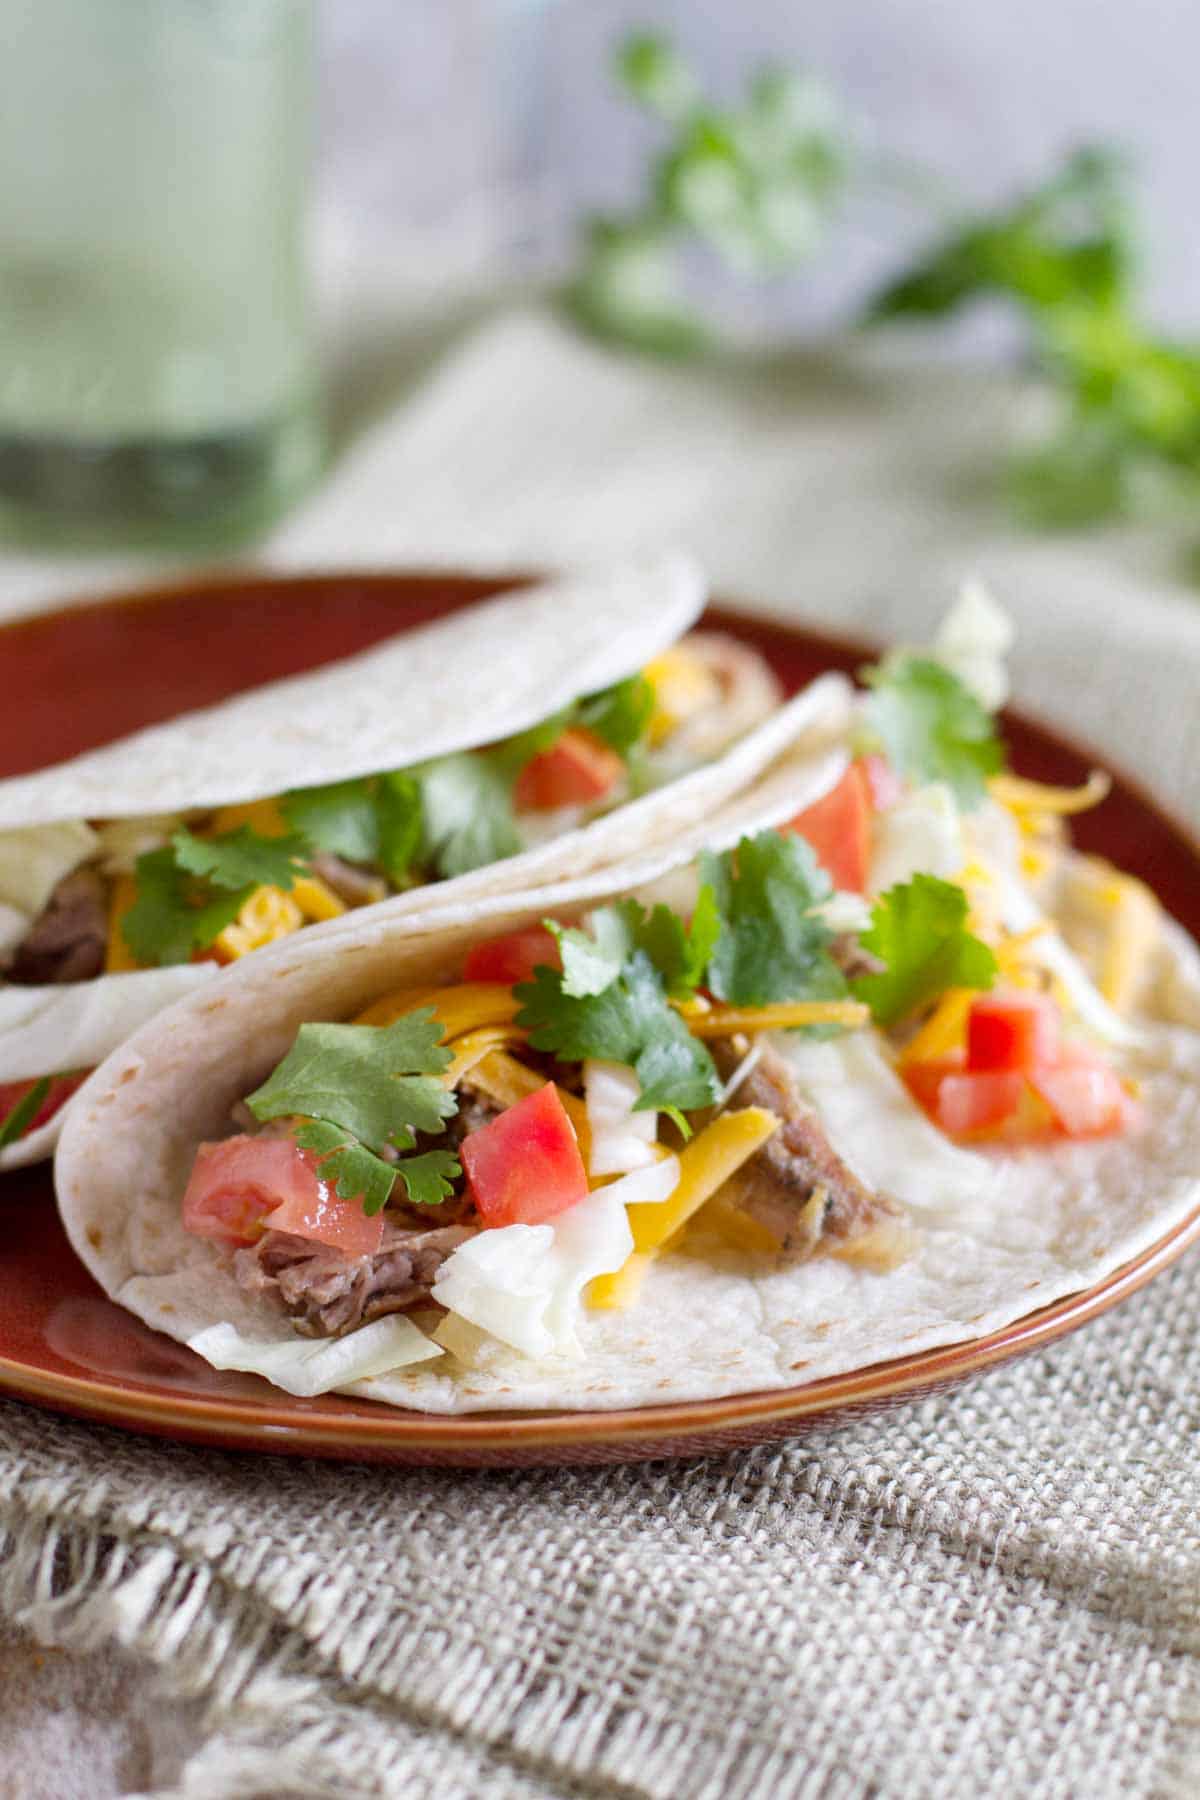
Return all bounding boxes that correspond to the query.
[2,306,1200,1797]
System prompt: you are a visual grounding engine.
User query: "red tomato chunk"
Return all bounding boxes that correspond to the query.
[1029,1065,1136,1138]
[514,728,624,811]
[182,1134,385,1256]
[967,991,1060,1073]
[783,760,872,893]
[462,926,562,987]
[0,1071,87,1139]
[460,1082,589,1227]
[934,1069,1027,1138]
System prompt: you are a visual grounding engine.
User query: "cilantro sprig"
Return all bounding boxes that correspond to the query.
[851,875,996,1028]
[701,832,846,1006]
[246,1010,461,1214]
[122,825,314,968]
[859,655,1005,810]
[567,32,852,354]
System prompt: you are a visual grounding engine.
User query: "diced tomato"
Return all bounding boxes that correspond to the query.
[462,926,562,987]
[783,760,872,893]
[1029,1065,1136,1139]
[0,1071,88,1140]
[862,753,904,812]
[514,728,624,811]
[181,1134,385,1255]
[459,1082,588,1227]
[902,1056,963,1116]
[967,991,1061,1074]
[933,1069,1027,1138]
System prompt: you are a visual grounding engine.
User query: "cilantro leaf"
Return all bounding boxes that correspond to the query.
[121,847,253,967]
[389,1148,463,1210]
[293,1119,399,1216]
[861,656,1004,809]
[546,914,629,998]
[282,779,380,865]
[172,825,310,893]
[247,1010,456,1157]
[701,832,846,1007]
[851,875,997,1028]
[576,674,655,755]
[0,1077,50,1149]
[375,773,423,886]
[415,753,522,879]
[516,948,719,1120]
[294,1121,461,1215]
[629,886,720,998]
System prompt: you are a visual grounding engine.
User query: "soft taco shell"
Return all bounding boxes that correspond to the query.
[54,760,1200,1414]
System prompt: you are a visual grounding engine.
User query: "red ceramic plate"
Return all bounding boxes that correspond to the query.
[1,571,1197,1467]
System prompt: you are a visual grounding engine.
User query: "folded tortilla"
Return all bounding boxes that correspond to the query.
[55,748,1200,1415]
[0,554,857,1166]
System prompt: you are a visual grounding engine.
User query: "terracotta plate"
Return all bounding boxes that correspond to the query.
[1,571,1197,1466]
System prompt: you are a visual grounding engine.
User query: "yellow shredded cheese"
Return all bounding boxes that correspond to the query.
[355,983,521,1036]
[682,999,870,1037]
[899,988,974,1066]
[208,797,290,837]
[105,874,140,972]
[441,1026,529,1088]
[642,647,721,746]
[588,1253,653,1311]
[1097,869,1159,1013]
[693,1191,780,1255]
[214,885,304,960]
[290,875,347,923]
[989,770,1111,817]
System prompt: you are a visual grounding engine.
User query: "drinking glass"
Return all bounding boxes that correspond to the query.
[0,0,322,542]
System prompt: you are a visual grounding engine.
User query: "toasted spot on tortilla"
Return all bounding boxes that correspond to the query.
[811,1322,832,1338]
[198,999,228,1015]
[86,1227,103,1250]
[790,1359,810,1370]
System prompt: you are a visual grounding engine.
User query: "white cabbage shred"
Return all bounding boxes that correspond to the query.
[188,1314,442,1398]
[432,1156,681,1359]
[585,1058,658,1175]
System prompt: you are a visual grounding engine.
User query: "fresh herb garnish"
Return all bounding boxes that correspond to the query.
[121,846,256,967]
[860,656,1004,809]
[547,890,719,1003]
[517,948,719,1129]
[414,753,523,880]
[0,1077,51,1149]
[172,825,310,894]
[247,1010,460,1213]
[851,875,997,1027]
[576,674,656,756]
[281,779,381,867]
[701,831,846,1006]
[567,32,851,354]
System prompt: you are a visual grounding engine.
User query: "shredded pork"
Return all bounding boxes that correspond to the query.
[235,1219,476,1338]
[711,1036,905,1261]
[6,868,107,985]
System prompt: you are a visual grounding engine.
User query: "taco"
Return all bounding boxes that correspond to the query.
[0,554,853,1166]
[55,588,1200,1411]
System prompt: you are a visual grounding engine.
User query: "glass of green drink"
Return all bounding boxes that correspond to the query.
[0,0,322,543]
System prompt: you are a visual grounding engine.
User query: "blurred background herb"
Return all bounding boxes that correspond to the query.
[566,30,1200,530]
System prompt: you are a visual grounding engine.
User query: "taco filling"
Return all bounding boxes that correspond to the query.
[172,591,1150,1381]
[0,630,777,1147]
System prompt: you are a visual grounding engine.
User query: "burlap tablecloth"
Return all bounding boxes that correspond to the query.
[2,309,1199,1798]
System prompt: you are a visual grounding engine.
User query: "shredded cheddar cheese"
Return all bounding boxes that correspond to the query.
[682,999,870,1037]
[208,797,290,837]
[989,770,1111,817]
[290,875,347,923]
[355,983,521,1036]
[588,1106,780,1309]
[215,885,304,961]
[643,646,721,746]
[441,1026,529,1088]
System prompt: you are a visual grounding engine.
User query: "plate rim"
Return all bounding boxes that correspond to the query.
[3,565,1198,1461]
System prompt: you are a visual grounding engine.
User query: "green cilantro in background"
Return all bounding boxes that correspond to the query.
[576,674,656,756]
[282,779,381,866]
[860,656,1005,809]
[548,891,719,1003]
[172,825,310,893]
[567,31,852,354]
[247,1011,461,1214]
[121,846,256,967]
[701,831,846,1006]
[851,875,997,1027]
[414,753,523,879]
[0,1077,51,1150]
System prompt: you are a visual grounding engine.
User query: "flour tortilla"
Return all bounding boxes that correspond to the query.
[55,760,1200,1414]
[0,555,856,1166]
